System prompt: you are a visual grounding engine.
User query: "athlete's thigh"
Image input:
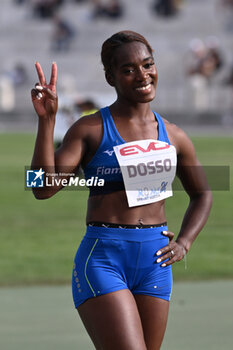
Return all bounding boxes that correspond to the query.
[134,294,170,350]
[77,289,147,350]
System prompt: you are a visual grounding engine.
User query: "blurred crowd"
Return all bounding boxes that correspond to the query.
[184,35,233,112]
[186,37,223,81]
[10,0,192,56]
[151,0,184,18]
[0,0,232,121]
[14,0,125,21]
[13,0,186,20]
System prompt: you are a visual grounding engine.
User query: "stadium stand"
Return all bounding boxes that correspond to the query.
[0,0,232,130]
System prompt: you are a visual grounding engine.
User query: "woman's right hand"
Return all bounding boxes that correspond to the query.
[31,62,58,121]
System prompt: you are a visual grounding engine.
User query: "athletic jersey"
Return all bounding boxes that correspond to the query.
[83,106,171,195]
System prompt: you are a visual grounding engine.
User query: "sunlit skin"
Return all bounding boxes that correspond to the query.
[31,40,212,350]
[106,42,158,105]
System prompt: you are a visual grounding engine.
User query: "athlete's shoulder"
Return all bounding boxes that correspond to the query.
[154,111,178,132]
[162,118,195,156]
[61,110,102,147]
[163,118,184,137]
[74,110,102,128]
[68,110,102,134]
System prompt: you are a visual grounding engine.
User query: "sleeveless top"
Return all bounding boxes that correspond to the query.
[83,106,171,195]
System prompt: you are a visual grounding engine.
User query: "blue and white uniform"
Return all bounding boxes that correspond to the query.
[83,106,171,195]
[72,107,174,308]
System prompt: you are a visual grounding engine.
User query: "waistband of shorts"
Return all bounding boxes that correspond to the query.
[85,223,168,242]
[87,221,167,229]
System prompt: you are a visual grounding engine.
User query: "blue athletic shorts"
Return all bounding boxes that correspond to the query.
[72,224,173,308]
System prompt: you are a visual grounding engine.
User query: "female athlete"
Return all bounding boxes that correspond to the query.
[31,31,212,350]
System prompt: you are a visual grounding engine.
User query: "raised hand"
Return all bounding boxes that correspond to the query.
[31,62,58,120]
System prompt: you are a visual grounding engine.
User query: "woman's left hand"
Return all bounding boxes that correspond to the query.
[155,231,186,267]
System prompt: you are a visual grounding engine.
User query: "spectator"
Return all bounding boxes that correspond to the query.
[152,0,181,17]
[91,0,124,19]
[0,75,15,112]
[74,98,99,117]
[0,63,28,112]
[51,15,76,52]
[185,37,224,111]
[31,0,63,19]
[54,105,75,149]
[14,0,27,4]
[8,63,28,86]
[186,38,207,75]
[186,37,223,80]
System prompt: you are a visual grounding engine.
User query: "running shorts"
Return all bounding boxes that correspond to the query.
[72,224,173,308]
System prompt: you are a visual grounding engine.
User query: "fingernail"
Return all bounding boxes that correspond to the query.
[161,263,166,267]
[162,231,168,235]
[38,92,43,98]
[156,250,162,256]
[157,258,161,263]
[36,85,43,91]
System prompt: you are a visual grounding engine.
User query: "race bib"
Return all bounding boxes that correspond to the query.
[113,139,177,207]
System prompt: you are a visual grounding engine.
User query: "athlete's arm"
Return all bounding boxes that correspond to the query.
[155,124,212,266]
[174,128,212,252]
[30,62,88,199]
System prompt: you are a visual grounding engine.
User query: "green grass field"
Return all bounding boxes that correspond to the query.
[0,133,233,286]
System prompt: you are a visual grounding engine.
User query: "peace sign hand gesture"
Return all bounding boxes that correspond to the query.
[31,62,58,121]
